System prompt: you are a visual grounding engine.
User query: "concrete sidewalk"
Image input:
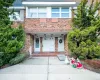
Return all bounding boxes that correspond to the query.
[0,57,100,80]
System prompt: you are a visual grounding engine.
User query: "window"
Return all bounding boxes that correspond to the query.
[61,8,69,18]
[9,11,21,21]
[28,7,47,18]
[52,8,60,18]
[51,7,70,18]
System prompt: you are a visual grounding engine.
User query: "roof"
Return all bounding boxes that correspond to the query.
[22,0,76,2]
[13,0,23,7]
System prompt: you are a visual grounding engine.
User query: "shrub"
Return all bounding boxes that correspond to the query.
[9,53,26,65]
[0,52,4,67]
[0,59,3,67]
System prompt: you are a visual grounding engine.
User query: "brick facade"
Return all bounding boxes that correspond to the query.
[64,35,69,55]
[24,18,72,34]
[55,37,58,52]
[11,9,73,55]
[12,21,24,28]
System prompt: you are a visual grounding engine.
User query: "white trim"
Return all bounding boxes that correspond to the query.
[26,7,28,18]
[69,7,72,18]
[9,7,25,9]
[22,2,76,5]
[73,7,77,9]
[47,7,51,18]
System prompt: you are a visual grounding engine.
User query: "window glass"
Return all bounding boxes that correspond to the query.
[52,8,59,12]
[51,7,70,18]
[38,13,47,18]
[28,7,46,18]
[38,8,46,13]
[29,8,37,13]
[61,13,69,18]
[31,13,37,18]
[9,11,20,21]
[52,13,59,18]
[61,8,69,12]
[38,8,47,18]
[36,38,39,48]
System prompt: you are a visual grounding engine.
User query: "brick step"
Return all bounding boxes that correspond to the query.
[32,52,67,57]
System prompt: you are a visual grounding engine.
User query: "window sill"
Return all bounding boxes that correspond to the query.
[11,20,24,22]
[26,17,71,19]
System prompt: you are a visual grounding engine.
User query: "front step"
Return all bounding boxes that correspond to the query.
[32,52,67,57]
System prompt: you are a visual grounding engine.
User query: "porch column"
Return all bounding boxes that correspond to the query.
[21,34,33,55]
[64,35,69,55]
[31,35,34,53]
[55,37,58,52]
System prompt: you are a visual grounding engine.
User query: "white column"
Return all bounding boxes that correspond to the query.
[20,10,24,21]
[26,7,28,18]
[69,7,72,18]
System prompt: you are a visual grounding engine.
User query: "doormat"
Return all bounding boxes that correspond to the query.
[57,54,66,61]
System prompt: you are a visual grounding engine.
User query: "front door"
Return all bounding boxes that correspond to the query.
[34,37,40,52]
[58,37,64,52]
[43,37,55,52]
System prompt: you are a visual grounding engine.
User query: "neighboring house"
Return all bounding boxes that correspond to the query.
[9,0,100,56]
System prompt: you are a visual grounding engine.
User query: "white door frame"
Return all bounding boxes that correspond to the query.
[34,37,40,52]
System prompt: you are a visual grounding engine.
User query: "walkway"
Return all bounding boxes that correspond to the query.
[0,57,100,80]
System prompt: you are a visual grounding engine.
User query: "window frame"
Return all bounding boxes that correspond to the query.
[26,7,71,18]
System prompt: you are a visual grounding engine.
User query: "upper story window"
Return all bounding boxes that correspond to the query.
[26,7,71,18]
[9,11,20,21]
[9,10,24,21]
[28,7,47,18]
[51,7,70,18]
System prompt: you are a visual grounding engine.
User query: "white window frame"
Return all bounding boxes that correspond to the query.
[26,7,72,18]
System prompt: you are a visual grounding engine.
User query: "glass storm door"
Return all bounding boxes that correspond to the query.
[34,38,40,52]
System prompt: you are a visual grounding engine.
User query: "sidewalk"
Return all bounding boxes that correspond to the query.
[0,57,100,80]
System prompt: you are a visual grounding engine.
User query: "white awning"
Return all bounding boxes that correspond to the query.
[22,2,76,6]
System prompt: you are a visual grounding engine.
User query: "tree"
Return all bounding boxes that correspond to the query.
[73,0,100,29]
[68,0,100,59]
[0,0,15,26]
[0,0,25,66]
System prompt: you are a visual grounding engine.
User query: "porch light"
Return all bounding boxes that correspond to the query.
[51,34,53,37]
[35,34,38,37]
[60,34,64,37]
[44,34,46,37]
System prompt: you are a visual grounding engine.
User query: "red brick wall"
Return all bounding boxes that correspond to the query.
[12,21,24,28]
[55,37,58,52]
[24,18,72,34]
[64,35,69,54]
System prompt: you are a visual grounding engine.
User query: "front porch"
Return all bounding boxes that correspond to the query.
[24,32,69,56]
